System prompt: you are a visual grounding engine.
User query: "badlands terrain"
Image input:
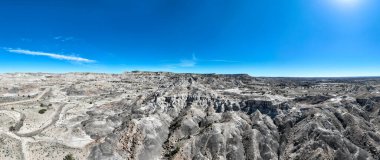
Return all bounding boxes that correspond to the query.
[0,71,380,160]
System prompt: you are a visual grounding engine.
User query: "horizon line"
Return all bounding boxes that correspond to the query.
[1,70,380,78]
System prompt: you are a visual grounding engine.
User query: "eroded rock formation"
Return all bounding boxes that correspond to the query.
[0,72,379,159]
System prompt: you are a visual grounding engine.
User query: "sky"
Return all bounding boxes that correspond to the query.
[0,0,379,77]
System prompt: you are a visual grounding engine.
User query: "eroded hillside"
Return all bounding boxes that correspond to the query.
[0,72,379,160]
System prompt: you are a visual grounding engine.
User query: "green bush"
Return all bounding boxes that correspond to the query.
[38,109,47,114]
[63,154,75,160]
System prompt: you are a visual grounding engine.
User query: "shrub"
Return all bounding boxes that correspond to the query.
[63,154,75,160]
[38,109,47,114]
[9,126,15,131]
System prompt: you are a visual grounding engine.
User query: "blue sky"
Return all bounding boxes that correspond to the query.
[0,0,379,77]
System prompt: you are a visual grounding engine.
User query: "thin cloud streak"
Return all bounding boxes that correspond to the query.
[179,53,197,67]
[179,59,196,67]
[54,36,75,42]
[164,53,240,68]
[7,49,95,63]
[204,59,240,63]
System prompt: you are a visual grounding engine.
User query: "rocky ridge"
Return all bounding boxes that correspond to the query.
[0,72,379,160]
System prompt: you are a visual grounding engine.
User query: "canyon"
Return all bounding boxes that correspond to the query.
[0,72,379,160]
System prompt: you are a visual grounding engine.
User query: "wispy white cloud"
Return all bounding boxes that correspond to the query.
[6,49,95,63]
[179,53,197,67]
[206,59,240,63]
[165,53,239,68]
[179,59,196,67]
[54,36,75,42]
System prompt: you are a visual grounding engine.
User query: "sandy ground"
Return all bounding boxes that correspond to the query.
[0,78,95,160]
[0,133,23,160]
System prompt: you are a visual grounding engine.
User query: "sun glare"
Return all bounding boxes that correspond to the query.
[332,0,363,8]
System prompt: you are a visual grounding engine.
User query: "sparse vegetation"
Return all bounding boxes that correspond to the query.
[9,126,15,131]
[165,147,180,158]
[63,154,75,160]
[38,109,47,114]
[1,72,380,159]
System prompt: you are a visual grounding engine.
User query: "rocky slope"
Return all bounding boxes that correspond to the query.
[0,72,379,160]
